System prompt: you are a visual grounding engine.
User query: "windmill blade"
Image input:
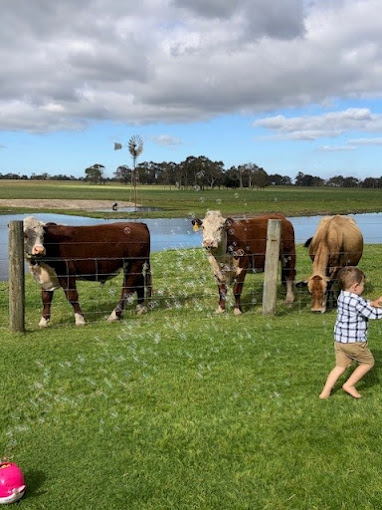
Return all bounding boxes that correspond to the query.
[128,135,143,158]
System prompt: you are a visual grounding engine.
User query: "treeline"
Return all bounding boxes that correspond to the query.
[2,155,382,189]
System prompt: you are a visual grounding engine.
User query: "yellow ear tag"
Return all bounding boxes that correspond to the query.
[193,223,200,232]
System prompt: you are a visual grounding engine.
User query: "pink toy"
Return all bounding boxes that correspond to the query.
[0,462,26,504]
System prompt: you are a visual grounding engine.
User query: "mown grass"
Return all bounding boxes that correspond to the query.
[2,246,382,509]
[1,180,382,218]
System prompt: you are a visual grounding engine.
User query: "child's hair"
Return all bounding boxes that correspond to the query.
[337,266,365,291]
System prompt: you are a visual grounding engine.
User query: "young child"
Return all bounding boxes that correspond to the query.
[319,266,382,399]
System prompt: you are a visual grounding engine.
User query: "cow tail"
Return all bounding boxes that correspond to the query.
[144,259,152,302]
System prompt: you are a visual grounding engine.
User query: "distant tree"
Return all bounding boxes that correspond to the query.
[223,167,240,188]
[294,172,324,186]
[114,165,132,184]
[342,177,359,188]
[204,160,224,189]
[179,155,221,190]
[252,167,270,189]
[30,172,50,180]
[158,161,177,186]
[361,177,381,188]
[326,175,345,187]
[85,164,104,184]
[269,173,292,186]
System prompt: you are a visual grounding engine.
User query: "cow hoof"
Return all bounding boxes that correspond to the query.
[107,310,120,322]
[233,308,242,316]
[285,298,295,305]
[75,313,86,326]
[136,305,147,315]
[39,317,50,328]
[215,307,225,314]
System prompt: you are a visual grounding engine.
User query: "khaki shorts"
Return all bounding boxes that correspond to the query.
[334,342,375,368]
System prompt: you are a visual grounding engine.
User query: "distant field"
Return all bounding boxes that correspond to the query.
[1,180,382,218]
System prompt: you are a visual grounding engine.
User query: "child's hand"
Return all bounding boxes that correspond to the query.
[371,296,382,307]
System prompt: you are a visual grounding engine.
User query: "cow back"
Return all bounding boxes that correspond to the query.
[226,214,295,270]
[309,215,363,267]
[42,222,150,280]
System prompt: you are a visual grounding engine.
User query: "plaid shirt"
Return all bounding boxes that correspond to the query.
[334,291,382,344]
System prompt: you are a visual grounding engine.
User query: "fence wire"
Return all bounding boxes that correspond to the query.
[2,216,382,330]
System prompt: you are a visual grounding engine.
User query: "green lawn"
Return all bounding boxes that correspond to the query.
[2,246,382,509]
[1,180,382,218]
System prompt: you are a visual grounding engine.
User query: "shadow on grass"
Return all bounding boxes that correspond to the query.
[23,469,47,501]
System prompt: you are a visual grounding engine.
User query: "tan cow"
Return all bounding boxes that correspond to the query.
[303,215,363,313]
[192,210,296,314]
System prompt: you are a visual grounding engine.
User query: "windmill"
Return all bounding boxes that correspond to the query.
[114,135,144,211]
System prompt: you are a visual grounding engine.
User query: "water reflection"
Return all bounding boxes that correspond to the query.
[1,212,382,281]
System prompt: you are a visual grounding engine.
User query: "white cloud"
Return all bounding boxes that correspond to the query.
[348,137,382,146]
[318,145,356,152]
[254,108,382,140]
[1,0,382,133]
[152,135,183,146]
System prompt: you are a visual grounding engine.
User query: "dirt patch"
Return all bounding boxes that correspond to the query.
[0,199,137,211]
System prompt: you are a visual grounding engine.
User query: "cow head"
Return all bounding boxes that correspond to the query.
[307,274,329,313]
[192,211,234,253]
[23,216,46,259]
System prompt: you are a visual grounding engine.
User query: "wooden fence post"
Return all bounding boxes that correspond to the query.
[262,219,281,316]
[9,220,25,333]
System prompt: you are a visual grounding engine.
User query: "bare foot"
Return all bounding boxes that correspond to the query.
[319,392,330,399]
[342,384,362,399]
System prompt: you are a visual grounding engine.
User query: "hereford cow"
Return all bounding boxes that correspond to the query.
[23,216,151,327]
[301,215,363,313]
[192,211,296,314]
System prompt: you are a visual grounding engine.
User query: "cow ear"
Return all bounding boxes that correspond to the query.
[224,218,235,229]
[192,218,202,231]
[296,280,308,289]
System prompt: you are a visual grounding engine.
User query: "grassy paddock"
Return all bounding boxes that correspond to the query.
[1,180,382,218]
[2,246,382,509]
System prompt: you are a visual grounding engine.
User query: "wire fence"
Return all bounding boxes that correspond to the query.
[2,215,382,330]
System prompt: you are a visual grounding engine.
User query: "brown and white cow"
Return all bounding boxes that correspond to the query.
[192,210,296,314]
[23,216,151,326]
[301,215,363,313]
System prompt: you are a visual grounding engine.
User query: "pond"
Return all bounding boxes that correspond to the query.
[1,212,382,281]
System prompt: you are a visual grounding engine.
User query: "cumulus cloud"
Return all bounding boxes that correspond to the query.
[318,145,356,152]
[152,135,183,146]
[1,0,382,133]
[254,108,382,140]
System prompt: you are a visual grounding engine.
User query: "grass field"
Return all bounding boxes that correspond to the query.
[1,180,382,218]
[2,244,382,509]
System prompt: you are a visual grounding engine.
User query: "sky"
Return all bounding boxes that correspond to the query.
[2,0,382,181]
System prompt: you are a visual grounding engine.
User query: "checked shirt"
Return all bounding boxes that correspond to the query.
[334,290,382,344]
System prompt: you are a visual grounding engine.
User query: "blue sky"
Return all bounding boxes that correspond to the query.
[2,0,382,181]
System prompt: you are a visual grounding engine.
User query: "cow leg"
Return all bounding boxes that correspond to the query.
[326,280,336,310]
[39,289,54,327]
[59,276,85,326]
[281,257,296,304]
[216,282,228,314]
[232,272,247,315]
[285,280,295,304]
[108,261,146,322]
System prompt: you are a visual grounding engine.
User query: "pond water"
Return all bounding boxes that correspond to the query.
[1,212,382,281]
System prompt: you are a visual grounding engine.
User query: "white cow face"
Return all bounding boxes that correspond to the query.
[192,210,231,251]
[23,216,46,258]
